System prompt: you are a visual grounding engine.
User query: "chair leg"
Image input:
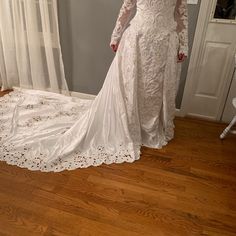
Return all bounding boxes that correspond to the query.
[220,115,236,139]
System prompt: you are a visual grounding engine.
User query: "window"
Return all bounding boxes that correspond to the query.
[213,0,236,20]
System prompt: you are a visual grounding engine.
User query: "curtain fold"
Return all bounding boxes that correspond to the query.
[0,0,68,93]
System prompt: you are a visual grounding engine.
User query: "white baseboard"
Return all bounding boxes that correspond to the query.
[175,108,186,117]
[70,91,96,100]
[184,113,216,121]
[175,108,182,117]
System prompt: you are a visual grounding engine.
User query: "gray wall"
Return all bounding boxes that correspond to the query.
[176,1,201,108]
[58,0,120,94]
[58,0,201,108]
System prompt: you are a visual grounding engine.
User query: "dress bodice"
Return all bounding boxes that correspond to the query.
[134,0,178,33]
[110,0,188,57]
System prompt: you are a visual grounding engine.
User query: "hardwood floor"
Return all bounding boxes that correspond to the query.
[0,91,236,236]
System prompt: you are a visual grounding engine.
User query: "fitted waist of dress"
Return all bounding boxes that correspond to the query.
[133,8,177,32]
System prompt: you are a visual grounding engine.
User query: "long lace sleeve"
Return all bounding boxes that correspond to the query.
[110,0,137,46]
[174,0,189,57]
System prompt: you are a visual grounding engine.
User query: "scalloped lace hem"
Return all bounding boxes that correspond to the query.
[0,142,141,172]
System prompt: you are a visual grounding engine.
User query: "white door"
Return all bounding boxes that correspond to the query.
[181,0,236,121]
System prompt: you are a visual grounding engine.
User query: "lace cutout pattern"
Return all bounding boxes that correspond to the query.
[0,142,140,172]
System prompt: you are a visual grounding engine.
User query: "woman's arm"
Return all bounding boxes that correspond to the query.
[110,0,137,47]
[174,0,189,58]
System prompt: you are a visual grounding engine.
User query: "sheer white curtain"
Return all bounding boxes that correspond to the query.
[0,0,68,93]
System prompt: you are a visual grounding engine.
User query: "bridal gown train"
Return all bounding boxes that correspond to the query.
[0,0,188,172]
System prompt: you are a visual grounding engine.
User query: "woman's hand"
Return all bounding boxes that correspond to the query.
[177,52,187,63]
[110,43,119,52]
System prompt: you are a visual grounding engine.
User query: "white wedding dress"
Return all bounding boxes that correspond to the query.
[0,0,188,172]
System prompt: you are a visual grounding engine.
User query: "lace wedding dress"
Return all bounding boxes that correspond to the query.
[0,0,188,172]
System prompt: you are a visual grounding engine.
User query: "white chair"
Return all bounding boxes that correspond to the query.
[220,98,236,139]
